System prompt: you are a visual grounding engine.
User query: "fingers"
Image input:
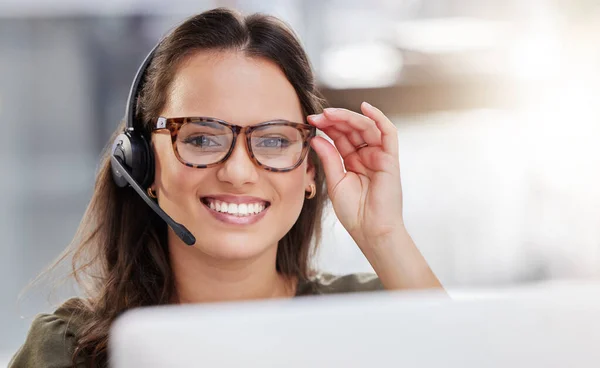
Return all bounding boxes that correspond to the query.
[310,136,345,191]
[316,126,361,160]
[307,103,398,158]
[308,107,382,148]
[347,130,365,148]
[360,102,398,156]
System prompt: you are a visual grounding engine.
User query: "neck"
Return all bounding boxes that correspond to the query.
[168,234,296,304]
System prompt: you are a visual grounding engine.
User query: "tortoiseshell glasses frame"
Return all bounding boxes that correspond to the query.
[152,116,317,172]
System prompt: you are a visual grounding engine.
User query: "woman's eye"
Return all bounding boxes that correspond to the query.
[186,135,220,147]
[256,137,290,148]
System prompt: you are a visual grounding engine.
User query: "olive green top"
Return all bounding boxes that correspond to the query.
[9,273,383,368]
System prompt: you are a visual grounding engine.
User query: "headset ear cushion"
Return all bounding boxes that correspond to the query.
[110,132,153,188]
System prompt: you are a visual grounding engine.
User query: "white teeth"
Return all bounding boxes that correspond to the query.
[227,203,238,215]
[205,199,267,217]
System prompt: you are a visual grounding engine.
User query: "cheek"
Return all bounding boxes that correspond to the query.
[162,165,196,194]
[153,137,200,195]
[272,165,309,208]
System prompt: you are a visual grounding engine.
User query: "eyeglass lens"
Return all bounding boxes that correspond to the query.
[175,121,307,169]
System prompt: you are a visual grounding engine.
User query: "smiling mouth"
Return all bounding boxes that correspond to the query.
[200,197,271,217]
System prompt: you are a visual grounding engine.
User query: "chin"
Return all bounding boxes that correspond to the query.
[193,233,275,261]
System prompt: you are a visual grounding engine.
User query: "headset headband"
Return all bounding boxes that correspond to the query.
[124,42,161,131]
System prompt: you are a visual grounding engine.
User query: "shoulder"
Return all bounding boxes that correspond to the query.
[299,272,384,295]
[8,298,89,368]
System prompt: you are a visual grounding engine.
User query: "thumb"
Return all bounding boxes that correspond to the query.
[310,136,345,194]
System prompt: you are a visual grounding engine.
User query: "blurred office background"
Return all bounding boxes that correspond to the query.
[1,0,600,363]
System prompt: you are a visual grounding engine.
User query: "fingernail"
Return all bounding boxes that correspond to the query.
[308,113,323,121]
[362,101,373,109]
[323,107,338,114]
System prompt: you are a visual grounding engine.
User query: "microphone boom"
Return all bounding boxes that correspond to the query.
[110,155,196,246]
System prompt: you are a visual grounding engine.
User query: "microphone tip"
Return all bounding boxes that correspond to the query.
[176,228,196,246]
[183,233,196,246]
[168,222,196,246]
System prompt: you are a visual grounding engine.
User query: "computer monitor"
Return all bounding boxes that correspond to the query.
[110,283,600,367]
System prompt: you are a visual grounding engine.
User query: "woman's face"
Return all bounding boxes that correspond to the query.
[152,51,315,260]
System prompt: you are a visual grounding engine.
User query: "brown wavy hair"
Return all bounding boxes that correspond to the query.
[57,8,327,367]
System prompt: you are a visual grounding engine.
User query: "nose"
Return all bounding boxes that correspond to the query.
[216,136,259,188]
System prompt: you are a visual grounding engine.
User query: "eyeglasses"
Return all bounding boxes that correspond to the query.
[152,117,317,172]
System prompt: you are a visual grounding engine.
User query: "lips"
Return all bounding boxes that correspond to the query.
[200,195,271,218]
[200,195,271,226]
[201,198,269,216]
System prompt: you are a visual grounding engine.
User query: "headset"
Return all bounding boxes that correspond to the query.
[109,42,196,246]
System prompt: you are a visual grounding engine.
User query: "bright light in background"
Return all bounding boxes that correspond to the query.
[391,15,564,82]
[393,17,507,54]
[509,34,562,80]
[508,12,563,81]
[319,7,600,284]
[515,11,600,272]
[320,42,403,89]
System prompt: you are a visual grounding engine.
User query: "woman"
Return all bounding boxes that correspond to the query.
[9,7,442,368]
